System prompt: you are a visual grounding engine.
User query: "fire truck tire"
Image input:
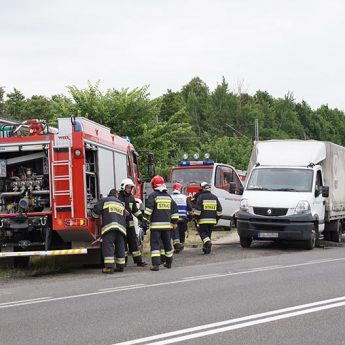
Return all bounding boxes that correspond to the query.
[84,247,103,268]
[14,256,30,268]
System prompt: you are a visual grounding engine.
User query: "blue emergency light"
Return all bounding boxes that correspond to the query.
[178,160,214,166]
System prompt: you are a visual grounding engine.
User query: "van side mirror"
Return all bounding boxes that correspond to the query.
[322,186,329,197]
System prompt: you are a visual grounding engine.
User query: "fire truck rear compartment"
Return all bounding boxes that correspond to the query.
[0,149,51,249]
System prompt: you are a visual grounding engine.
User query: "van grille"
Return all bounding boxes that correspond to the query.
[253,207,288,216]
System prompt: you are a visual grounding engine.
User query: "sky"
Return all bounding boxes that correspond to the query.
[1,0,344,110]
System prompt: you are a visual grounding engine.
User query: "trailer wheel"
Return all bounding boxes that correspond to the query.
[304,226,316,250]
[240,236,252,248]
[330,220,342,243]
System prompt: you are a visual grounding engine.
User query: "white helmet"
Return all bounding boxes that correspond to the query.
[120,178,135,191]
[200,181,211,190]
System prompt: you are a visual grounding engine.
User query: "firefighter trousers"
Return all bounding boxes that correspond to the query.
[171,227,181,250]
[150,229,173,267]
[102,229,126,269]
[126,226,143,264]
[198,224,213,247]
[177,221,188,244]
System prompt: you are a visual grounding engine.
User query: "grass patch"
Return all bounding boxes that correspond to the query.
[0,256,68,279]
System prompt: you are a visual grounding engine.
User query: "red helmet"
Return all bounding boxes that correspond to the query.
[151,175,165,189]
[173,182,183,192]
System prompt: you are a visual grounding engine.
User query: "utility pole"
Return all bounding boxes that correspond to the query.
[254,119,259,142]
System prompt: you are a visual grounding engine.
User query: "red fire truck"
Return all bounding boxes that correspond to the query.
[169,154,244,229]
[0,117,142,266]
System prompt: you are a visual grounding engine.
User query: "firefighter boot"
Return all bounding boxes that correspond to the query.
[102,267,114,274]
[150,265,160,271]
[115,264,124,272]
[174,242,182,254]
[205,241,212,254]
[164,256,172,269]
[137,260,148,267]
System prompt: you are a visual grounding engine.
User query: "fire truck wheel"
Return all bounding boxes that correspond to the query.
[14,256,30,269]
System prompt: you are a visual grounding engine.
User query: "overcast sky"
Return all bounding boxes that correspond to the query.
[1,0,344,110]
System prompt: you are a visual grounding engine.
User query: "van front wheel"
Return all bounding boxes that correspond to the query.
[304,226,316,250]
[240,236,252,248]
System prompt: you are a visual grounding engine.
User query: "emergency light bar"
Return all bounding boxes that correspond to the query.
[178,160,214,166]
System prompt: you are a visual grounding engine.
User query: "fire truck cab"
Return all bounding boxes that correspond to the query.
[169,155,244,229]
[0,117,142,266]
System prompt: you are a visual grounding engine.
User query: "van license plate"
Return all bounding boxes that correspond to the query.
[258,232,278,238]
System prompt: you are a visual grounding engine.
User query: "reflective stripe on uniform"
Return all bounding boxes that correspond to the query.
[198,218,217,225]
[104,257,115,264]
[144,208,153,216]
[160,249,165,255]
[101,222,127,236]
[171,213,179,220]
[116,258,126,264]
[165,250,174,258]
[217,212,223,217]
[194,210,201,216]
[202,237,211,244]
[134,210,142,217]
[132,251,141,257]
[151,250,161,257]
[128,220,135,227]
[173,239,180,245]
[150,222,172,229]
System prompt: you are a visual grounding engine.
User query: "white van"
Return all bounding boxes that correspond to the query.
[237,140,345,249]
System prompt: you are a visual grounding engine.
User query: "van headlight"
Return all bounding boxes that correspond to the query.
[240,198,250,212]
[294,200,311,214]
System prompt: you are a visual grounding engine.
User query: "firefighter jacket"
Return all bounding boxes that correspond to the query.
[144,190,179,230]
[118,190,143,228]
[194,190,223,225]
[171,192,192,222]
[92,196,127,236]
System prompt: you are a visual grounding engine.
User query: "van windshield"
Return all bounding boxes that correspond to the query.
[171,168,212,184]
[246,168,314,192]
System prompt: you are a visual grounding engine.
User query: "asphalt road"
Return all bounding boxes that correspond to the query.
[1,234,345,345]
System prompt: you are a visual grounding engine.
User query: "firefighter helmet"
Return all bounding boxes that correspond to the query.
[200,181,211,190]
[120,178,135,191]
[173,182,183,192]
[151,175,165,189]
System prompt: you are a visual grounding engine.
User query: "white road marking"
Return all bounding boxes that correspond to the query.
[3,256,345,309]
[113,296,345,345]
[99,284,145,291]
[183,273,221,280]
[0,297,52,307]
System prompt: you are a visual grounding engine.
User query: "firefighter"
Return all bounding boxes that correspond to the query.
[118,178,147,267]
[171,182,192,253]
[190,184,203,233]
[143,175,179,271]
[194,182,222,254]
[92,189,127,274]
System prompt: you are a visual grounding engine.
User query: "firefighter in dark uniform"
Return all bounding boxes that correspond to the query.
[194,182,222,254]
[143,175,179,271]
[118,178,147,267]
[92,189,127,273]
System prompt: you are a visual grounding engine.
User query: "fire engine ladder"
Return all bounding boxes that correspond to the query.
[51,137,74,219]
